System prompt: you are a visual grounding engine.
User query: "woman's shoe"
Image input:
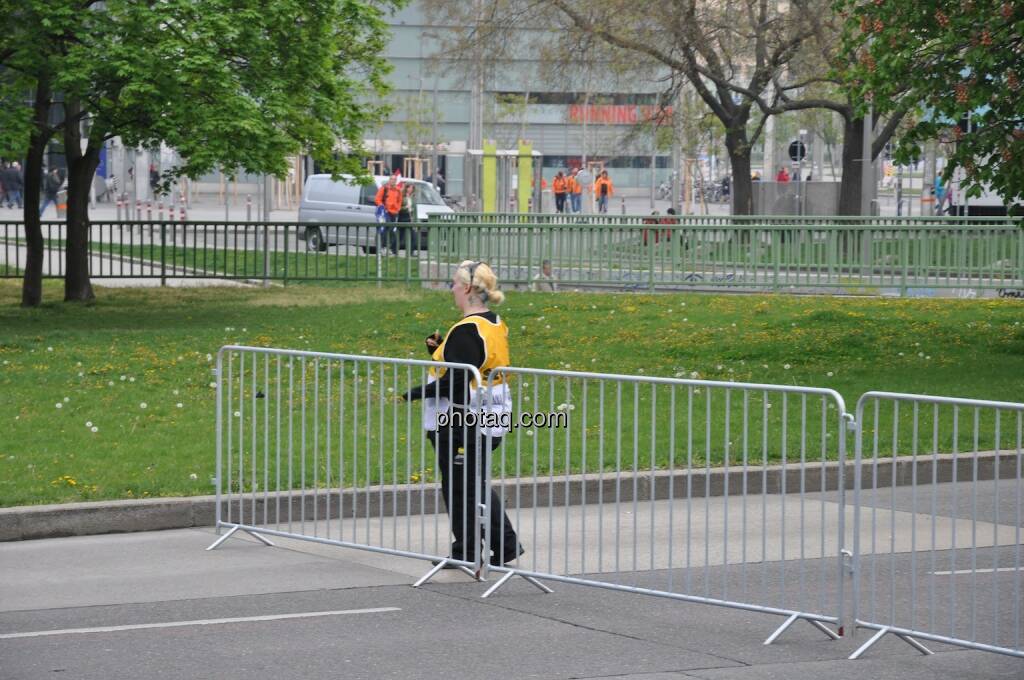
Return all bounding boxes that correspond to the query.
[489,544,525,566]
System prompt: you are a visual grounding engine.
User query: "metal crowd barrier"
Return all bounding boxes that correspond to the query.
[205,346,1024,661]
[850,393,1024,660]
[477,366,852,645]
[206,345,493,581]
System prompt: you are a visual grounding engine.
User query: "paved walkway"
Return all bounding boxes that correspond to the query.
[2,482,1021,679]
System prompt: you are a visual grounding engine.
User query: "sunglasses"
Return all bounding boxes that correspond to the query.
[448,261,481,290]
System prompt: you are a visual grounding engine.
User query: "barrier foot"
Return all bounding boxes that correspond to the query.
[481,571,515,598]
[206,526,275,551]
[807,618,841,641]
[412,560,476,588]
[763,613,800,645]
[480,571,553,599]
[764,614,839,646]
[247,530,275,547]
[205,526,239,551]
[896,633,934,656]
[849,626,933,660]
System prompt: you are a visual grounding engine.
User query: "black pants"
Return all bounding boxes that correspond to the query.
[554,192,566,213]
[427,423,519,562]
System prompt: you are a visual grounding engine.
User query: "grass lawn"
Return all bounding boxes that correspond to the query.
[1,279,1022,507]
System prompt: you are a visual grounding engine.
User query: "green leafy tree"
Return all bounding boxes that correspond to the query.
[1,0,400,304]
[838,0,1024,215]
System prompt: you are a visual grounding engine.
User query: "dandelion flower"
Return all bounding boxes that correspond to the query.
[521,326,526,331]
[526,430,535,437]
[55,403,63,409]
[926,355,931,360]
[91,426,98,433]
[108,381,115,387]
[209,382,217,388]
[129,377,135,383]
[918,352,924,357]
[173,389,179,396]
[827,371,834,377]
[78,372,84,377]
[557,403,567,411]
[86,421,92,427]
[63,396,70,403]
[690,371,700,379]
[242,328,247,332]
[716,365,723,371]
[140,402,147,409]
[189,473,198,480]
[176,403,184,408]
[233,411,240,417]
[47,346,53,352]
[120,375,127,381]
[206,354,213,362]
[545,325,551,329]
[898,352,904,356]
[784,364,792,370]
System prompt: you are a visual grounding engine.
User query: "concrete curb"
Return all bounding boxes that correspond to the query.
[1,452,1014,542]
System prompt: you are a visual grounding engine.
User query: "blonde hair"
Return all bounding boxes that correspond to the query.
[455,260,504,305]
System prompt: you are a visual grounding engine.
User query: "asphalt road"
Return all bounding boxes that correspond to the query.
[1,482,1022,679]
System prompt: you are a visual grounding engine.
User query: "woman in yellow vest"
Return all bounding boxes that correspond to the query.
[403,260,522,568]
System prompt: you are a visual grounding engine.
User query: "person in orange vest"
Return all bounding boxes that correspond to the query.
[375,174,403,221]
[552,171,568,213]
[567,167,582,213]
[593,170,614,214]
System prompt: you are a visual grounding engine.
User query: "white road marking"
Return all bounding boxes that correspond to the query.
[931,567,1024,576]
[0,607,401,640]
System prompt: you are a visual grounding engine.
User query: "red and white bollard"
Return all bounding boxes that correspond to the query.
[116,198,123,221]
[146,201,152,221]
[158,203,164,221]
[179,205,187,222]
[135,200,141,221]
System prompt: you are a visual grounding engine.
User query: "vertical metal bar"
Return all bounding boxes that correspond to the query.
[237,351,245,526]
[890,401,898,627]
[951,405,959,638]
[338,360,345,543]
[632,382,640,581]
[312,358,319,535]
[325,359,332,540]
[705,385,712,598]
[668,384,676,593]
[215,351,224,530]
[581,379,589,575]
[288,357,294,532]
[300,357,307,534]
[971,408,979,642]
[723,389,730,599]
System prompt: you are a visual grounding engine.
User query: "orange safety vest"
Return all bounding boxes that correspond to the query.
[375,183,402,214]
[567,176,581,194]
[593,176,614,196]
[552,176,568,194]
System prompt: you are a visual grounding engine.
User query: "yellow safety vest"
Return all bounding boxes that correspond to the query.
[430,314,510,388]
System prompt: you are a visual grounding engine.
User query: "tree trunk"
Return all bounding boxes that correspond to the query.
[62,100,97,303]
[838,115,864,216]
[725,127,754,215]
[21,79,53,308]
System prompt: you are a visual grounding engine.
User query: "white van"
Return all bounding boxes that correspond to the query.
[298,174,453,252]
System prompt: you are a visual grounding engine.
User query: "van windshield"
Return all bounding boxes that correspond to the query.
[410,183,446,206]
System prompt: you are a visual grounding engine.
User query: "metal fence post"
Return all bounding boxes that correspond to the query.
[263,223,270,288]
[160,221,166,287]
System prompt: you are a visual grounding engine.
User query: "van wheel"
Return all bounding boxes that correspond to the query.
[306,227,327,252]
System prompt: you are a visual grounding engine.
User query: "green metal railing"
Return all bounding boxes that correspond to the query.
[2,219,1021,295]
[429,212,1020,228]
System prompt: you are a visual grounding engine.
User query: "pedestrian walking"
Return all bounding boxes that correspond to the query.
[6,162,25,208]
[568,167,582,213]
[403,260,523,568]
[775,167,790,183]
[39,168,62,217]
[593,170,614,214]
[552,171,568,213]
[395,182,418,252]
